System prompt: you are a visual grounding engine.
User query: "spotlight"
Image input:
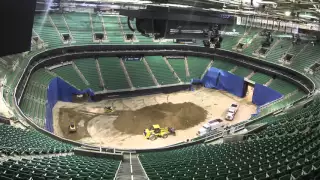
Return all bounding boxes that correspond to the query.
[285,11,291,17]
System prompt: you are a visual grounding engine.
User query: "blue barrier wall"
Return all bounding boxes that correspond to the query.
[45,77,94,132]
[216,70,245,97]
[201,67,245,98]
[202,67,220,88]
[252,83,283,106]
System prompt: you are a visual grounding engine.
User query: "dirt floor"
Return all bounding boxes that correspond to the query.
[52,87,257,149]
[114,102,207,134]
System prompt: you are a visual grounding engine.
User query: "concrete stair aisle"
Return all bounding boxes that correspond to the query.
[132,154,148,180]
[32,29,46,48]
[119,59,134,89]
[95,59,106,90]
[264,39,282,57]
[142,58,160,86]
[288,43,309,64]
[88,12,95,37]
[99,15,108,41]
[61,15,75,43]
[200,60,214,79]
[234,27,252,49]
[48,15,64,43]
[238,31,260,52]
[184,56,190,77]
[115,153,148,180]
[264,78,274,86]
[246,71,255,79]
[229,66,238,73]
[163,57,182,83]
[31,29,45,48]
[115,155,131,180]
[117,15,126,41]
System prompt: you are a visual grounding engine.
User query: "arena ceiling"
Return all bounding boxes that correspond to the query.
[62,0,320,23]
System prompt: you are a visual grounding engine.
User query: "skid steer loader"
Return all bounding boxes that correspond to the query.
[143,124,176,141]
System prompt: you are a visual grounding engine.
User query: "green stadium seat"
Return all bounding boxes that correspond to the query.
[145,56,179,85]
[64,12,94,44]
[74,58,104,92]
[124,60,155,88]
[98,57,130,90]
[187,56,211,80]
[250,72,272,85]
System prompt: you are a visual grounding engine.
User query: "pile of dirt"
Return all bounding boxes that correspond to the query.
[58,108,99,141]
[113,102,207,135]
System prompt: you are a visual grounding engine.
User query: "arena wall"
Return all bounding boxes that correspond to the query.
[16,45,314,104]
[91,84,191,102]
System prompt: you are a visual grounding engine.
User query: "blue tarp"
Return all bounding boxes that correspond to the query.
[216,70,245,97]
[201,67,245,98]
[45,77,94,132]
[252,83,283,106]
[202,67,220,88]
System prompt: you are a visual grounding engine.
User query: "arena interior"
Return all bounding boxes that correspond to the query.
[0,0,320,179]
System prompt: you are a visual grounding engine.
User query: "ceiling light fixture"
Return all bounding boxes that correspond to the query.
[285,11,291,17]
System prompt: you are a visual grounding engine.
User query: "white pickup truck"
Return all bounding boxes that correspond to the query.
[197,119,225,136]
[225,103,239,121]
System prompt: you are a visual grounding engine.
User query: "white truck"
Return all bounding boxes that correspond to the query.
[225,103,239,121]
[197,119,225,136]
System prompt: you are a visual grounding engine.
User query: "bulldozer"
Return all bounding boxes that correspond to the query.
[104,106,114,113]
[143,124,176,141]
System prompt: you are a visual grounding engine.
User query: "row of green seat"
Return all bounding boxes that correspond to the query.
[0,123,73,155]
[19,69,56,127]
[268,78,297,95]
[52,64,88,90]
[167,58,189,82]
[74,58,103,92]
[265,39,292,63]
[257,90,306,118]
[0,155,119,180]
[288,43,320,72]
[141,130,320,180]
[33,15,63,47]
[250,72,272,85]
[64,12,94,44]
[140,98,320,180]
[91,14,104,33]
[220,25,246,50]
[145,56,179,85]
[211,58,235,72]
[124,60,155,88]
[187,56,211,80]
[102,16,124,43]
[50,14,69,34]
[232,66,252,78]
[254,98,320,138]
[98,57,130,90]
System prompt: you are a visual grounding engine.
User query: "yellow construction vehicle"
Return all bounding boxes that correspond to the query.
[68,121,77,133]
[143,124,176,141]
[104,106,114,113]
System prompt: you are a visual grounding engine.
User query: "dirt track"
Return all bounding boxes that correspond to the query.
[113,102,207,134]
[52,87,257,149]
